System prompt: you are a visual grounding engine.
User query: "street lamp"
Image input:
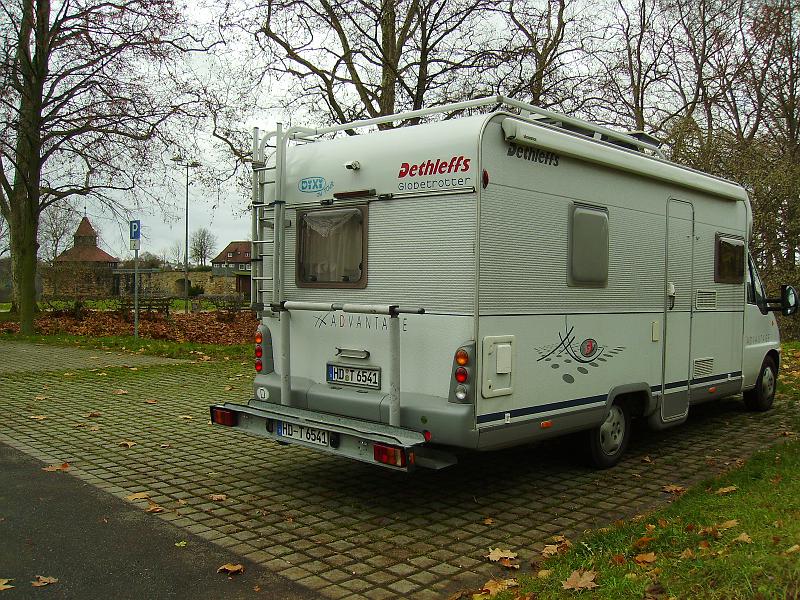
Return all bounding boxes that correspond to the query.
[171,155,201,314]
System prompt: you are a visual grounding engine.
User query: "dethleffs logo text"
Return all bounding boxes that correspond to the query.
[398,156,471,178]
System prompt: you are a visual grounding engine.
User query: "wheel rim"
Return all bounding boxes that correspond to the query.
[761,365,775,399]
[599,405,625,456]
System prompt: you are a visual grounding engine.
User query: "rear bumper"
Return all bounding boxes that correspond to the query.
[210,401,458,471]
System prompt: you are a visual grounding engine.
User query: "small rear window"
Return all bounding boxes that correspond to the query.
[297,206,367,288]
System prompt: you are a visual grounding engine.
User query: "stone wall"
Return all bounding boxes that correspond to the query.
[117,270,238,297]
[42,263,115,299]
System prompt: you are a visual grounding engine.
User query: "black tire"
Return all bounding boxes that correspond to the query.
[586,401,631,469]
[743,356,777,412]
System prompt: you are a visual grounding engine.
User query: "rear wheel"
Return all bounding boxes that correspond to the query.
[744,356,777,412]
[587,401,630,468]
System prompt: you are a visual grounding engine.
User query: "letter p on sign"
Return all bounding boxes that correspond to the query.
[130,220,141,250]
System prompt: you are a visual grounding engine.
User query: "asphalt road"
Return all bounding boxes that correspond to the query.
[0,443,315,600]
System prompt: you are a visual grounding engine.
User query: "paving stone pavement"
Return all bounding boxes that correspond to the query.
[0,340,794,599]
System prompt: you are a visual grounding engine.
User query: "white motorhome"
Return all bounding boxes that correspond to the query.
[211,97,798,471]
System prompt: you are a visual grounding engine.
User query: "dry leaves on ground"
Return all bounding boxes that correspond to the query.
[224,385,234,391]
[498,558,520,569]
[562,569,598,591]
[715,485,738,495]
[634,552,657,565]
[634,536,655,549]
[610,554,626,565]
[217,563,245,575]
[145,500,165,513]
[537,569,552,579]
[41,462,70,472]
[0,579,13,591]
[718,520,738,530]
[113,389,129,395]
[126,491,150,501]
[679,548,695,559]
[474,578,518,598]
[29,415,47,421]
[34,395,48,401]
[785,544,799,555]
[118,441,136,448]
[84,411,101,418]
[210,494,227,502]
[483,517,495,525]
[541,536,572,558]
[486,548,517,562]
[144,399,158,405]
[733,533,753,544]
[31,576,58,587]
[662,484,686,495]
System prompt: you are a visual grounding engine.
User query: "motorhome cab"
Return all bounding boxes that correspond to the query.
[211,96,798,471]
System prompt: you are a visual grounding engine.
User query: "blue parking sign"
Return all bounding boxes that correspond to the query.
[129,220,141,240]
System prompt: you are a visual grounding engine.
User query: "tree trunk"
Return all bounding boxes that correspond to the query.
[9,204,39,334]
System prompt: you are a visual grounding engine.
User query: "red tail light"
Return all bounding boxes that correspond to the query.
[373,443,407,467]
[211,408,238,427]
[455,367,468,383]
[255,359,263,372]
[255,345,263,358]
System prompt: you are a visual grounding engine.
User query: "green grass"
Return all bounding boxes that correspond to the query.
[0,302,10,312]
[0,332,250,361]
[487,348,800,599]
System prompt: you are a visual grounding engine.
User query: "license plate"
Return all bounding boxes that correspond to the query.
[276,421,329,446]
[326,363,381,389]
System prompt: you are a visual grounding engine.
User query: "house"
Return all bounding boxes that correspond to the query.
[44,217,119,298]
[211,241,251,297]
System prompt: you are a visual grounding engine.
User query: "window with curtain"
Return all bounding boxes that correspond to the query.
[297,207,366,287]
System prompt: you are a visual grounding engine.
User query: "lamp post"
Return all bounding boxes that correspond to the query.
[171,156,201,314]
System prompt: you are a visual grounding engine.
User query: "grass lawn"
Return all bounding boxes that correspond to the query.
[477,345,800,600]
[0,332,251,361]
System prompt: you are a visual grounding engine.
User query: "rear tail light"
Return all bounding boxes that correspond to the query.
[255,331,263,344]
[455,385,468,401]
[373,443,407,467]
[455,367,468,383]
[455,348,469,366]
[255,359,263,372]
[211,408,238,427]
[255,345,263,358]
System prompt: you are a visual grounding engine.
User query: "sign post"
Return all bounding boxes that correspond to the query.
[129,220,141,338]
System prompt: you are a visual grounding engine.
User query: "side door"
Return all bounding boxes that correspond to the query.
[742,254,776,388]
[661,199,694,421]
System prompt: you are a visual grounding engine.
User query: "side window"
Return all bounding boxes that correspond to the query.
[297,206,367,288]
[714,234,744,284]
[747,254,767,312]
[569,204,609,287]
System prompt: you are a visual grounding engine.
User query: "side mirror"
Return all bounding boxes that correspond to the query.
[781,284,798,316]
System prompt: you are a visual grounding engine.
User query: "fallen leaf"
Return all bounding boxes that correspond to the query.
[561,569,598,591]
[476,578,518,597]
[31,575,58,587]
[126,491,150,501]
[486,548,517,562]
[217,563,245,575]
[679,548,695,559]
[715,485,738,495]
[180,415,193,420]
[645,524,656,532]
[719,520,738,530]
[144,399,158,405]
[514,593,536,600]
[29,415,47,420]
[224,385,234,391]
[253,585,261,593]
[634,536,655,549]
[119,441,136,448]
[113,389,129,395]
[41,462,70,472]
[699,526,722,539]
[34,395,48,401]
[84,411,101,418]
[610,554,626,565]
[770,475,783,485]
[733,533,753,544]
[210,494,227,502]
[0,579,13,591]
[499,557,520,569]
[89,426,100,431]
[160,443,171,449]
[145,500,165,513]
[634,552,657,565]
[483,517,495,525]
[662,484,686,494]
[175,541,188,548]
[537,569,552,579]
[657,519,668,528]
[642,455,653,463]
[698,540,711,550]
[785,544,800,555]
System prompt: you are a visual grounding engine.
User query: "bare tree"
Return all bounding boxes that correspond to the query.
[252,0,495,127]
[166,239,183,267]
[0,214,8,257]
[0,0,213,333]
[190,228,217,266]
[38,203,81,264]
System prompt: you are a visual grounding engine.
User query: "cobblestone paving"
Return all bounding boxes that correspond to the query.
[0,340,184,373]
[0,340,793,599]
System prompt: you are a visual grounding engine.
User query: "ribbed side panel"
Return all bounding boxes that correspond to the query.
[479,185,665,313]
[274,195,476,313]
[695,289,717,310]
[693,357,714,378]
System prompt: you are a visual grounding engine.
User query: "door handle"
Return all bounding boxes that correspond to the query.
[667,282,676,310]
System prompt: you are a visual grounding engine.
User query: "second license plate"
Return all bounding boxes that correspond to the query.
[326,363,381,389]
[276,421,329,446]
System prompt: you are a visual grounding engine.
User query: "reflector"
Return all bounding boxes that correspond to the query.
[212,408,237,427]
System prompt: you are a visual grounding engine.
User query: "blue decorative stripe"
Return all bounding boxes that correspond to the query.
[479,372,744,426]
